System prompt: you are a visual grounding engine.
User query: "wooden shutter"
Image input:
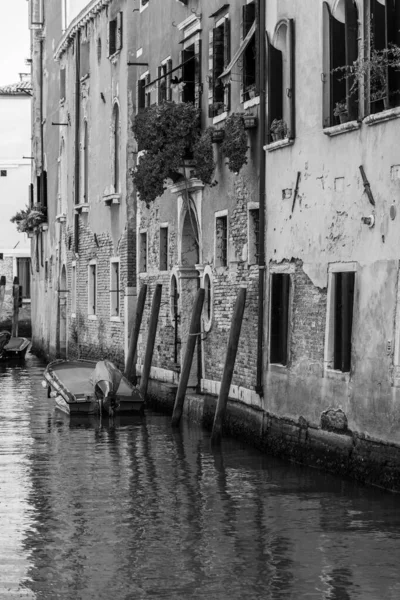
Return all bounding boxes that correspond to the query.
[157,66,162,104]
[36,174,41,205]
[213,25,225,106]
[345,0,358,120]
[208,29,214,117]
[138,78,146,110]
[108,20,115,56]
[322,2,332,127]
[116,12,123,51]
[29,183,34,208]
[41,170,48,210]
[267,33,283,141]
[194,40,202,110]
[166,59,173,102]
[223,18,231,111]
[254,0,260,95]
[288,19,296,139]
[145,73,151,107]
[178,50,184,104]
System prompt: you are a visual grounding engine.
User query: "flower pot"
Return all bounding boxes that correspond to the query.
[338,112,350,124]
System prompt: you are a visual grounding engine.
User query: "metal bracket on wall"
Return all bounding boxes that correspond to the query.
[359,165,376,207]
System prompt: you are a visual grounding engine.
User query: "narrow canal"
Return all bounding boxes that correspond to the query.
[1,355,400,600]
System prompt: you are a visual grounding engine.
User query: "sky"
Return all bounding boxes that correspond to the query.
[0,2,30,87]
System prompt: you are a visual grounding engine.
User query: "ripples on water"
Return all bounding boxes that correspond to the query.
[0,355,400,599]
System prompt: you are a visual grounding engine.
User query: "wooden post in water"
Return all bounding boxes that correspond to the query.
[0,276,5,320]
[211,286,247,446]
[139,284,162,400]
[124,284,148,384]
[11,276,20,337]
[171,288,205,427]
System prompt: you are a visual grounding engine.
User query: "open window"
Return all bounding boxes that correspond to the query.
[248,206,260,265]
[139,231,147,273]
[366,0,400,113]
[215,213,228,267]
[17,258,31,300]
[269,273,291,366]
[175,39,202,107]
[108,12,123,57]
[267,19,295,142]
[208,14,231,117]
[159,226,168,271]
[71,262,77,316]
[325,269,355,373]
[88,261,97,316]
[158,60,172,104]
[80,41,90,79]
[138,73,151,111]
[110,260,120,318]
[322,1,359,127]
[60,68,66,102]
[242,2,258,102]
[82,121,89,202]
[112,103,120,193]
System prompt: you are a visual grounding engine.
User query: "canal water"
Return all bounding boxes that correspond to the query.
[1,355,400,599]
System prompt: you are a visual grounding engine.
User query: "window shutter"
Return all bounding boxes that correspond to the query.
[166,59,173,102]
[178,50,184,103]
[223,18,231,110]
[213,25,225,107]
[145,73,151,107]
[208,29,214,117]
[60,68,66,101]
[138,78,146,110]
[194,39,202,110]
[157,66,162,104]
[386,0,400,105]
[322,2,332,127]
[36,174,41,205]
[288,19,295,139]
[345,0,358,120]
[254,1,260,96]
[116,12,123,51]
[108,21,113,56]
[267,34,283,141]
[41,170,48,210]
[29,183,34,208]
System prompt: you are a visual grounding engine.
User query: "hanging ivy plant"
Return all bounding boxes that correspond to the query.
[192,128,216,186]
[10,204,47,233]
[221,114,248,174]
[132,102,216,205]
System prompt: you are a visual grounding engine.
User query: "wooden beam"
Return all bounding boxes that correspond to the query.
[139,284,162,400]
[124,284,147,384]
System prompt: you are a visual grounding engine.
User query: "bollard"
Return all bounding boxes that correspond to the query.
[124,284,147,384]
[211,286,247,445]
[171,288,205,427]
[139,284,162,401]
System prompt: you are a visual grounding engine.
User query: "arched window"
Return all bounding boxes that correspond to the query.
[113,103,120,193]
[83,121,89,202]
[322,0,359,127]
[58,138,67,215]
[202,270,213,332]
[267,19,295,142]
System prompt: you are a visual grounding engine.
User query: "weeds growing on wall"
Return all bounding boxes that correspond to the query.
[221,114,248,174]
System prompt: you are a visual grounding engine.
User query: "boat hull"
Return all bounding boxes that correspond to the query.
[0,333,30,361]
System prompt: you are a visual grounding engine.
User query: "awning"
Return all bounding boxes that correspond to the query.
[219,20,256,81]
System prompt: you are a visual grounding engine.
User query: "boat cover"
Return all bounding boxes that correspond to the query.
[4,337,29,352]
[90,360,123,397]
[0,331,11,353]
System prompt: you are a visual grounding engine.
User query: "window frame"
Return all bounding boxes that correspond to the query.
[110,258,120,320]
[88,260,97,317]
[139,230,148,273]
[208,12,231,119]
[215,210,228,268]
[159,224,169,271]
[247,203,260,265]
[269,270,292,368]
[112,102,121,194]
[71,261,77,317]
[108,12,123,58]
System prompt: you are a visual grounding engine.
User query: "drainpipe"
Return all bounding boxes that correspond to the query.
[39,37,44,171]
[74,31,80,254]
[256,0,266,397]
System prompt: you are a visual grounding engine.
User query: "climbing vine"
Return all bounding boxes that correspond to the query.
[221,114,248,174]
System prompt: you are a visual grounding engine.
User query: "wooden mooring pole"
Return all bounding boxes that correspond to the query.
[211,286,247,446]
[124,284,148,384]
[139,284,162,400]
[11,277,20,337]
[0,276,5,319]
[171,288,205,427]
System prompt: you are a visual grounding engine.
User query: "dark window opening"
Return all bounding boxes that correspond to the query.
[158,60,172,104]
[242,2,257,102]
[182,46,195,103]
[204,274,212,321]
[0,170,7,177]
[60,68,66,101]
[108,13,122,57]
[270,273,290,366]
[140,232,147,272]
[110,262,120,316]
[209,18,230,117]
[17,258,31,299]
[216,215,228,267]
[249,208,260,264]
[89,264,97,314]
[80,41,90,78]
[160,227,168,271]
[333,271,355,372]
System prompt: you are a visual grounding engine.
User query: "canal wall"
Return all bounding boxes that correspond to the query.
[145,379,400,494]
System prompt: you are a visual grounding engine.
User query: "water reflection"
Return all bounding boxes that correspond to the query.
[0,355,400,599]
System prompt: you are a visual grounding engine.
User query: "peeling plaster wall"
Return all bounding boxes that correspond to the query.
[264,0,400,445]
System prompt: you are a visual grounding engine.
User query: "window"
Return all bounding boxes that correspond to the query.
[29,0,43,29]
[267,19,295,141]
[366,0,400,113]
[139,231,147,272]
[322,1,359,127]
[82,121,89,202]
[138,73,151,111]
[203,272,213,330]
[60,68,66,102]
[159,226,168,271]
[242,2,258,102]
[80,41,90,78]
[0,170,7,177]
[97,37,102,63]
[248,207,260,265]
[215,214,228,267]
[88,262,97,315]
[110,260,120,317]
[17,258,31,300]
[176,39,202,106]
[108,12,123,57]
[208,15,231,117]
[112,103,120,193]
[71,262,76,315]
[61,0,67,31]
[270,273,291,366]
[325,271,355,372]
[158,60,172,104]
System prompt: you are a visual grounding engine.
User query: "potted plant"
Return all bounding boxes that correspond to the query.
[221,114,249,174]
[333,101,349,124]
[10,204,47,234]
[270,118,288,142]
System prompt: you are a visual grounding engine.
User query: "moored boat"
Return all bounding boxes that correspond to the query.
[43,359,144,416]
[0,331,30,360]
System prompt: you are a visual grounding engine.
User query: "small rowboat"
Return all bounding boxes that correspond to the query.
[43,359,144,416]
[0,331,30,360]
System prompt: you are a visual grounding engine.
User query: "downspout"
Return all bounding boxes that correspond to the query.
[39,37,44,171]
[74,31,80,254]
[256,0,266,396]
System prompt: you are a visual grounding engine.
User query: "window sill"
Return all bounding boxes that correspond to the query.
[40,223,49,231]
[323,120,361,137]
[243,96,260,110]
[363,106,400,126]
[213,111,228,125]
[269,363,289,374]
[80,73,90,83]
[74,203,89,214]
[88,314,97,321]
[55,213,66,223]
[110,316,121,322]
[264,138,294,152]
[103,193,121,206]
[323,368,350,382]
[22,299,31,305]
